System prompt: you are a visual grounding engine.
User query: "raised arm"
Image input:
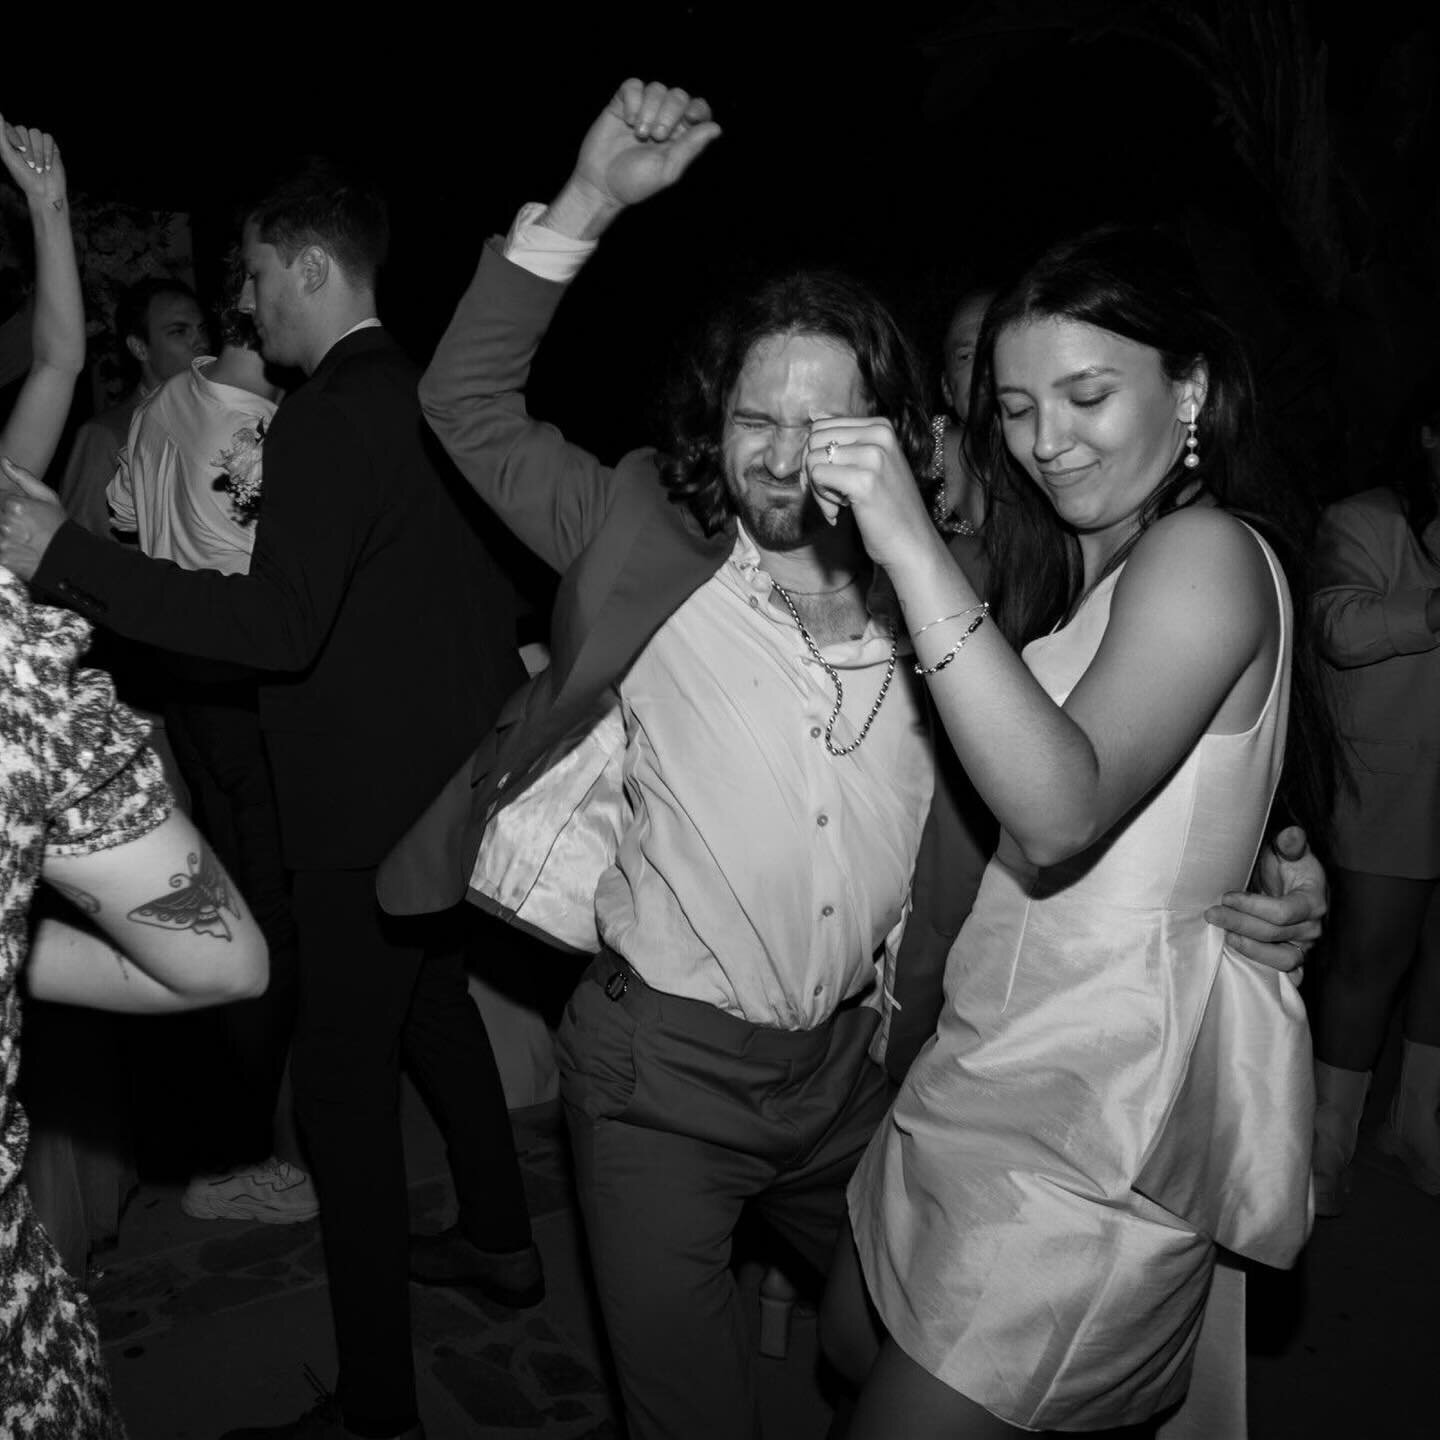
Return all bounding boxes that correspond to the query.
[0,120,83,477]
[542,77,722,242]
[419,79,721,574]
[806,421,1276,867]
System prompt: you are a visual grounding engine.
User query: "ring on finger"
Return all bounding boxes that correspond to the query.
[825,440,838,464]
[1284,939,1306,950]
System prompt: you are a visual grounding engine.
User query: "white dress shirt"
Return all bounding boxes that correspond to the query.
[505,210,935,1029]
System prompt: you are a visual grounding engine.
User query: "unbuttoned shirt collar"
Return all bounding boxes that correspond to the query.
[726,519,906,666]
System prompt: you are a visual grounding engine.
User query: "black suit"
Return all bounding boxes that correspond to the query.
[35,326,532,1433]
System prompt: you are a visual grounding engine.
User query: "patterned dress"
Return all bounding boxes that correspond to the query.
[0,568,171,1437]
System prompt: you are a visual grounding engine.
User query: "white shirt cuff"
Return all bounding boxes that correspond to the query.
[503,201,596,283]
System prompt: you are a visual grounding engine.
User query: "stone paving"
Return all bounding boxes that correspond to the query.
[90,1068,1436,1438]
[95,1104,631,1439]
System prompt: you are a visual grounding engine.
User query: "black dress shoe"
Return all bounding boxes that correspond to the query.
[408,1226,545,1308]
[221,1393,425,1438]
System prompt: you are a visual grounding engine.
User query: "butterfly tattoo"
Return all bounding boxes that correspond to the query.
[127,850,238,941]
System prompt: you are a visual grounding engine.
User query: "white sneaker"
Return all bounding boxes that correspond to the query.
[180,1157,319,1223]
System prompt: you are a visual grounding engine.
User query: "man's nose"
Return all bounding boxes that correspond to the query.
[765,425,807,477]
[238,280,256,315]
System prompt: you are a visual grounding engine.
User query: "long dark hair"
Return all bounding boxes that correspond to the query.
[968,225,1337,850]
[657,269,931,535]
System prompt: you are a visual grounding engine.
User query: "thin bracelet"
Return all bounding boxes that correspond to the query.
[914,610,988,676]
[911,602,988,640]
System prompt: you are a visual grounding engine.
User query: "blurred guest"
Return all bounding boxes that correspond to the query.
[108,255,310,1223]
[928,285,995,542]
[0,545,268,1440]
[57,275,207,537]
[0,160,535,1440]
[0,115,267,1440]
[1311,374,1440,1212]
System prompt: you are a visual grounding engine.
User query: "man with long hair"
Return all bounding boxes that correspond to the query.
[378,80,1325,1440]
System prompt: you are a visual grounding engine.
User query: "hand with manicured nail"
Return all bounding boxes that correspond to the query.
[0,120,66,211]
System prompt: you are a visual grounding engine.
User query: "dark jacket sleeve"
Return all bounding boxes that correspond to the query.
[419,240,618,575]
[32,391,371,669]
[884,741,995,1085]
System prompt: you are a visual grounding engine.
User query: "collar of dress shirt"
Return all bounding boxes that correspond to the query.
[726,521,905,662]
[334,317,382,345]
[314,317,382,367]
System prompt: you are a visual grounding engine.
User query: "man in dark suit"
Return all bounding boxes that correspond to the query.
[0,165,537,1440]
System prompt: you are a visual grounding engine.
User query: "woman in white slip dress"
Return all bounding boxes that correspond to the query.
[805,227,1330,1437]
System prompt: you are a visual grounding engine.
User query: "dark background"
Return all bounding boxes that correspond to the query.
[8,2,1439,492]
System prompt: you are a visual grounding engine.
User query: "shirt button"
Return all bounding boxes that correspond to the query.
[749,595,759,608]
[821,904,834,918]
[817,814,829,827]
[810,726,822,739]
[813,984,824,996]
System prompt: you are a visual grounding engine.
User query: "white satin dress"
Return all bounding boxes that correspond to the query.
[848,531,1313,1432]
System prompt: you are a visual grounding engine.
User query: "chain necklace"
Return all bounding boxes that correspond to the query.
[770,582,898,758]
[930,413,977,538]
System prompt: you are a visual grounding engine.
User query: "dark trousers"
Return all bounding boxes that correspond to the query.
[165,688,298,1162]
[557,955,894,1440]
[289,870,532,1437]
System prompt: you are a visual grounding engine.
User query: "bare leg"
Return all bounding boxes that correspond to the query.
[1402,881,1440,1047]
[1315,870,1436,1070]
[849,1340,1038,1440]
[850,1339,1159,1440]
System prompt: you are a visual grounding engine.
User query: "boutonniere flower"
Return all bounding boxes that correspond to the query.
[212,417,268,524]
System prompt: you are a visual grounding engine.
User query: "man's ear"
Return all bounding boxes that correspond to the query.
[298,244,330,296]
[125,333,148,366]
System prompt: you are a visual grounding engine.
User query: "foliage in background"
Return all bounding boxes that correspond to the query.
[921,0,1439,493]
[0,188,194,410]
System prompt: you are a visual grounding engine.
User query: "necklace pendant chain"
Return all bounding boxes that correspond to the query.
[771,582,898,758]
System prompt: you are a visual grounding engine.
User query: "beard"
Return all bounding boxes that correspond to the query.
[728,466,827,549]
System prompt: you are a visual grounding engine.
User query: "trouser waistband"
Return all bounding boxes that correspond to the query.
[591,949,869,1062]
